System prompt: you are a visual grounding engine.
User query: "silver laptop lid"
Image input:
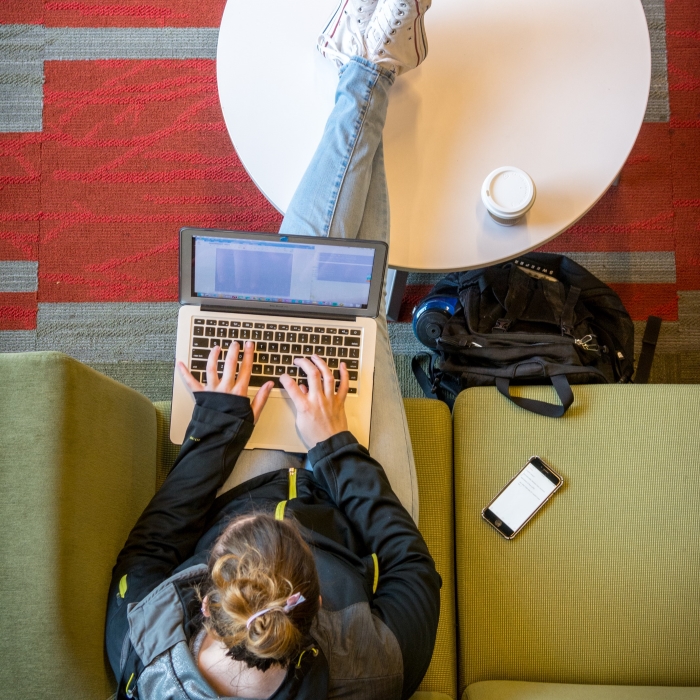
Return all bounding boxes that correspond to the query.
[179,227,388,319]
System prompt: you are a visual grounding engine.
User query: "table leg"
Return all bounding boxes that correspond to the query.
[386,268,409,322]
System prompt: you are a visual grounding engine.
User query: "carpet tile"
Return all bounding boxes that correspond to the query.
[0,26,44,132]
[0,261,38,291]
[642,0,670,122]
[564,251,676,284]
[35,301,178,360]
[44,26,218,59]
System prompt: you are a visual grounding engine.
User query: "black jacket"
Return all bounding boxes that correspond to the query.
[105,392,441,700]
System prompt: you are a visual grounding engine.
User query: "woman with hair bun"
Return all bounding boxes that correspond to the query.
[105,1,439,697]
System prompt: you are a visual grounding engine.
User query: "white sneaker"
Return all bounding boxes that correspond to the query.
[365,0,431,75]
[317,0,379,68]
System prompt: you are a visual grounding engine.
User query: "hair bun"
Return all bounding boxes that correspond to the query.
[201,513,320,671]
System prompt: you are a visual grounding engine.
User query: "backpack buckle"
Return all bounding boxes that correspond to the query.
[561,323,574,337]
[493,319,511,332]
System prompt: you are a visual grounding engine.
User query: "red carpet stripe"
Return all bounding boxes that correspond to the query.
[607,283,679,321]
[43,0,226,27]
[0,293,37,330]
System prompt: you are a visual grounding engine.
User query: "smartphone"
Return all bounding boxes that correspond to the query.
[482,456,563,539]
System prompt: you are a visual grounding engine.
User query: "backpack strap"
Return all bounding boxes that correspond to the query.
[634,315,662,384]
[495,374,574,418]
[411,354,438,400]
[492,269,536,333]
[411,354,457,409]
[559,285,581,336]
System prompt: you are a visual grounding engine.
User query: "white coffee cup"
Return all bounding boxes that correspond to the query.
[481,167,536,226]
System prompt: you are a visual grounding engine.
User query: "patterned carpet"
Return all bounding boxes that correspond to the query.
[0,0,699,400]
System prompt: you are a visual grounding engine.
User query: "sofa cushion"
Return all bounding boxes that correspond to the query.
[464,681,700,700]
[453,385,700,692]
[0,352,157,700]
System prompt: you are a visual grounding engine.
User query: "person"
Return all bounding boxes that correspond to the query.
[105,0,439,698]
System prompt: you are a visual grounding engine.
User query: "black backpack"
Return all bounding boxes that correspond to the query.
[412,253,661,417]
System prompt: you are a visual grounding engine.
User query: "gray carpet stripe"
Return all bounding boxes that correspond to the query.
[633,320,683,354]
[0,330,37,353]
[43,27,218,61]
[388,321,427,357]
[0,25,44,132]
[407,253,676,286]
[89,361,175,402]
[1,24,219,61]
[392,354,426,399]
[563,251,676,284]
[0,261,38,292]
[406,273,445,286]
[641,0,670,123]
[36,302,179,362]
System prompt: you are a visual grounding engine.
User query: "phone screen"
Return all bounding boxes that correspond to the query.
[484,458,561,537]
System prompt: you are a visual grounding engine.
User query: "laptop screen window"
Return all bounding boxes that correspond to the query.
[193,235,376,309]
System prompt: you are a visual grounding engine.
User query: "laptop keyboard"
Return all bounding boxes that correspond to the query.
[190,318,361,394]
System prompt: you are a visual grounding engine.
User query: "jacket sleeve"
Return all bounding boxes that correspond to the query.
[105,392,254,678]
[308,431,441,700]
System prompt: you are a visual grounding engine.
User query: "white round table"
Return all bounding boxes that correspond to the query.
[217,0,650,273]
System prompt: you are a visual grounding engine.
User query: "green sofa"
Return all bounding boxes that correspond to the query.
[1,352,698,700]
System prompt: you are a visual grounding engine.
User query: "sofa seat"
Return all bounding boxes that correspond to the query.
[155,399,458,700]
[453,385,700,694]
[465,681,700,699]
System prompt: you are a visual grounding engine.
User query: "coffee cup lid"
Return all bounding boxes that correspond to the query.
[481,167,536,219]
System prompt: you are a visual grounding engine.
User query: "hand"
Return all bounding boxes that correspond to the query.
[279,355,349,447]
[177,341,274,424]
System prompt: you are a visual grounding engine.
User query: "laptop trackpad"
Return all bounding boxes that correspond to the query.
[246,393,306,453]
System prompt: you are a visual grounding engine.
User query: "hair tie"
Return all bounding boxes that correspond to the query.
[246,592,307,630]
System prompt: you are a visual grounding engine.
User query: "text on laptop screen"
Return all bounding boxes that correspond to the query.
[193,236,376,309]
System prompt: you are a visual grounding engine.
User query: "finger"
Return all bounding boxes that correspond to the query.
[250,381,275,423]
[295,357,323,394]
[219,341,239,390]
[279,373,306,407]
[207,345,221,389]
[310,354,334,398]
[234,341,255,391]
[337,361,349,402]
[178,361,203,393]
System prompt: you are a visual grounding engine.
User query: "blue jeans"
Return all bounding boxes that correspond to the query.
[220,58,418,522]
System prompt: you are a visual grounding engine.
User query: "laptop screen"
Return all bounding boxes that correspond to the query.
[181,228,387,319]
[192,235,376,309]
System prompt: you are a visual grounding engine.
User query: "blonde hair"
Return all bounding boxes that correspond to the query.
[201,513,320,671]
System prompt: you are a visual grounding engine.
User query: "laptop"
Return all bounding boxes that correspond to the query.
[170,227,388,451]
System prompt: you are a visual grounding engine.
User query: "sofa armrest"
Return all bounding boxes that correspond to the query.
[404,398,457,700]
[0,352,157,700]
